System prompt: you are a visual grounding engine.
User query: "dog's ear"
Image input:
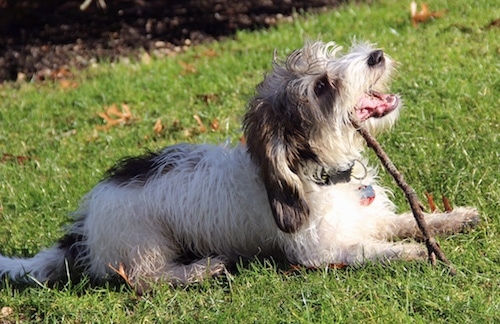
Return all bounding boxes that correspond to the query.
[243,96,316,233]
[262,156,310,233]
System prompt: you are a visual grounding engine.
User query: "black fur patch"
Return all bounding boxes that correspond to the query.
[58,232,84,261]
[104,150,163,186]
[52,218,87,282]
[315,75,338,117]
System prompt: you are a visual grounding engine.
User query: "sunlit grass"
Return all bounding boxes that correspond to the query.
[0,0,498,322]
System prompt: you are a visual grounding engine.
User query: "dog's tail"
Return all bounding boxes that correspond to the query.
[0,231,84,284]
[0,246,68,284]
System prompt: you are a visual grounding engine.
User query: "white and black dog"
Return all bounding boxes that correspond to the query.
[0,41,479,290]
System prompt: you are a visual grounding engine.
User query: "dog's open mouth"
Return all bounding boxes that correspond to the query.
[355,91,399,121]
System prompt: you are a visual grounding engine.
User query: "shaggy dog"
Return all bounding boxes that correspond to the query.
[0,41,479,290]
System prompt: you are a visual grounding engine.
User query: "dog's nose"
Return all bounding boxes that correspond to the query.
[367,50,385,67]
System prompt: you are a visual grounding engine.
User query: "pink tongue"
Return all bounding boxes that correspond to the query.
[356,92,398,121]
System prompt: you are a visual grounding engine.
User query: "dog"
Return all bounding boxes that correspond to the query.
[0,40,479,291]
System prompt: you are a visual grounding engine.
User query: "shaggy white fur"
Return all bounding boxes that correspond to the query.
[0,41,479,290]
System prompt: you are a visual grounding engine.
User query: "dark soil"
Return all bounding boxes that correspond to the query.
[0,0,346,82]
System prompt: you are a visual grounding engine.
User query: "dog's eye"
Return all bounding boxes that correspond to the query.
[314,76,329,97]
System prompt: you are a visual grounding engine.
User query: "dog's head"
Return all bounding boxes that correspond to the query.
[243,41,401,233]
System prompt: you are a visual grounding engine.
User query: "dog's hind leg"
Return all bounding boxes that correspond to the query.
[387,207,480,240]
[128,255,229,293]
[165,256,229,285]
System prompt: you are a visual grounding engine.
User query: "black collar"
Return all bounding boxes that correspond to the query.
[311,161,354,186]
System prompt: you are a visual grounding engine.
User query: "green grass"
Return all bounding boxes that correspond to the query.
[0,0,499,322]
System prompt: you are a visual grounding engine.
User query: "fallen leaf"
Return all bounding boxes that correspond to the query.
[202,48,218,58]
[442,194,452,212]
[410,1,446,28]
[179,61,197,75]
[328,263,347,269]
[193,114,207,133]
[172,119,181,130]
[1,153,30,164]
[183,128,194,138]
[425,192,437,212]
[197,93,220,105]
[285,264,304,274]
[153,118,163,134]
[211,118,219,131]
[97,103,134,130]
[59,79,79,90]
[108,262,133,287]
[52,67,73,80]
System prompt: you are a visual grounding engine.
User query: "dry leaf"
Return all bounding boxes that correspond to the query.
[193,114,207,133]
[425,192,454,213]
[34,66,73,82]
[179,61,197,75]
[410,1,446,28]
[1,153,30,164]
[108,262,133,286]
[442,195,452,212]
[52,67,73,79]
[202,48,218,58]
[97,103,134,130]
[153,118,163,134]
[328,263,347,269]
[172,119,181,130]
[425,192,437,212]
[197,93,220,105]
[211,118,219,131]
[59,79,79,90]
[183,128,194,138]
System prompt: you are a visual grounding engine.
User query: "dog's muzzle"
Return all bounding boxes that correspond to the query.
[353,50,399,122]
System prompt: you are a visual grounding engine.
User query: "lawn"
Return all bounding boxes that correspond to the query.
[0,0,499,322]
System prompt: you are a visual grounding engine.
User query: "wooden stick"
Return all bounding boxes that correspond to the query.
[352,120,456,275]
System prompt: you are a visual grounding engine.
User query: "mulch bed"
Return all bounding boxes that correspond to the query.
[0,0,345,82]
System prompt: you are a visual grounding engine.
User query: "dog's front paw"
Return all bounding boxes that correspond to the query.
[450,206,480,231]
[421,206,480,238]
